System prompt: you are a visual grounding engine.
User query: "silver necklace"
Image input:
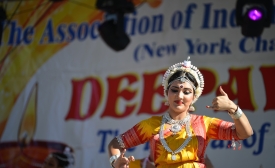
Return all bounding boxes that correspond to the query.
[164,113,190,134]
[159,113,192,161]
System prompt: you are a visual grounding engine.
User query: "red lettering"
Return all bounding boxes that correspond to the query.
[137,70,168,115]
[218,67,256,111]
[101,74,137,118]
[65,77,102,120]
[260,65,275,111]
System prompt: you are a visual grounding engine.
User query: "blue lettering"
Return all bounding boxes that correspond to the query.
[40,19,54,44]
[243,131,257,148]
[134,43,154,62]
[185,39,196,54]
[213,9,227,28]
[138,16,150,34]
[134,45,143,62]
[171,3,197,30]
[210,122,271,156]
[143,43,154,57]
[171,11,183,30]
[144,142,150,151]
[6,20,101,46]
[90,21,100,39]
[7,21,34,45]
[156,45,165,57]
[256,37,268,52]
[97,130,113,153]
[96,129,137,153]
[23,26,34,44]
[56,23,66,43]
[197,43,208,54]
[134,42,178,62]
[219,38,231,53]
[211,140,224,149]
[127,147,136,152]
[166,44,177,55]
[201,3,238,29]
[125,11,163,36]
[210,42,219,54]
[253,122,271,155]
[239,37,253,53]
[239,37,275,53]
[67,23,77,42]
[151,15,163,33]
[201,3,212,29]
[125,11,137,35]
[184,3,197,28]
[185,38,231,55]
[8,21,22,46]
[78,22,89,41]
[269,38,275,51]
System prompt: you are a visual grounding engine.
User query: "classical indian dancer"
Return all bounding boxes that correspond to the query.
[108,57,253,168]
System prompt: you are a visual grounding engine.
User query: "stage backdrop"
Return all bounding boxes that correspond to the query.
[0,0,274,167]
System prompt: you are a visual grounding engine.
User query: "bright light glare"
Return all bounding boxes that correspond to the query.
[248,9,263,21]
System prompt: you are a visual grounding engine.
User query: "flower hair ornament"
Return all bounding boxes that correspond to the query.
[162,56,204,110]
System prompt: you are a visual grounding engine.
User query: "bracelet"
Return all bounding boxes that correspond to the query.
[228,106,243,119]
[109,154,120,168]
[116,135,125,148]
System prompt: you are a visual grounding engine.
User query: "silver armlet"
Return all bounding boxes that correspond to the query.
[116,135,125,148]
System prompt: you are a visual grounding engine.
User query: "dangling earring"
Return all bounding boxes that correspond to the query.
[189,104,195,112]
[165,101,170,106]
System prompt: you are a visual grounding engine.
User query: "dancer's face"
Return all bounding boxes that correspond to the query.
[167,81,194,113]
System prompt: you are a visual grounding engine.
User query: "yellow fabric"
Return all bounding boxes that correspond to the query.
[121,114,236,168]
[129,159,141,168]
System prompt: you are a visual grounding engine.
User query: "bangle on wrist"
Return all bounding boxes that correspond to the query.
[228,106,243,119]
[110,154,120,168]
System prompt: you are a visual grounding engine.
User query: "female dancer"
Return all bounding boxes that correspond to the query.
[108,57,253,168]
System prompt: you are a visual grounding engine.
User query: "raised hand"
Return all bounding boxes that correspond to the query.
[206,86,237,112]
[113,149,135,168]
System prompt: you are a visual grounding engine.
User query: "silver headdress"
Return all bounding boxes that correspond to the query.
[162,56,204,104]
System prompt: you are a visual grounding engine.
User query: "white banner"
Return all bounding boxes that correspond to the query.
[0,0,274,167]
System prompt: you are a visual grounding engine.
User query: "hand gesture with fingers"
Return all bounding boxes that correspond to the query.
[113,149,135,168]
[206,86,237,112]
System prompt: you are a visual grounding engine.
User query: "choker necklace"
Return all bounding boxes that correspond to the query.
[160,113,192,161]
[164,113,190,134]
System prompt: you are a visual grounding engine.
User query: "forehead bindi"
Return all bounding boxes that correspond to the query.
[170,81,193,89]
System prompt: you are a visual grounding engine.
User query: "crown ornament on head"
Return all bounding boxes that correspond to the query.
[162,56,204,104]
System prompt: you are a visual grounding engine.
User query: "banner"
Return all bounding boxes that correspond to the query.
[0,0,274,167]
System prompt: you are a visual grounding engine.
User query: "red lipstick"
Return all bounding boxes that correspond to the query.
[174,100,182,105]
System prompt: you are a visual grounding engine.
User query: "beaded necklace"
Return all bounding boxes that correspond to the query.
[159,113,192,161]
